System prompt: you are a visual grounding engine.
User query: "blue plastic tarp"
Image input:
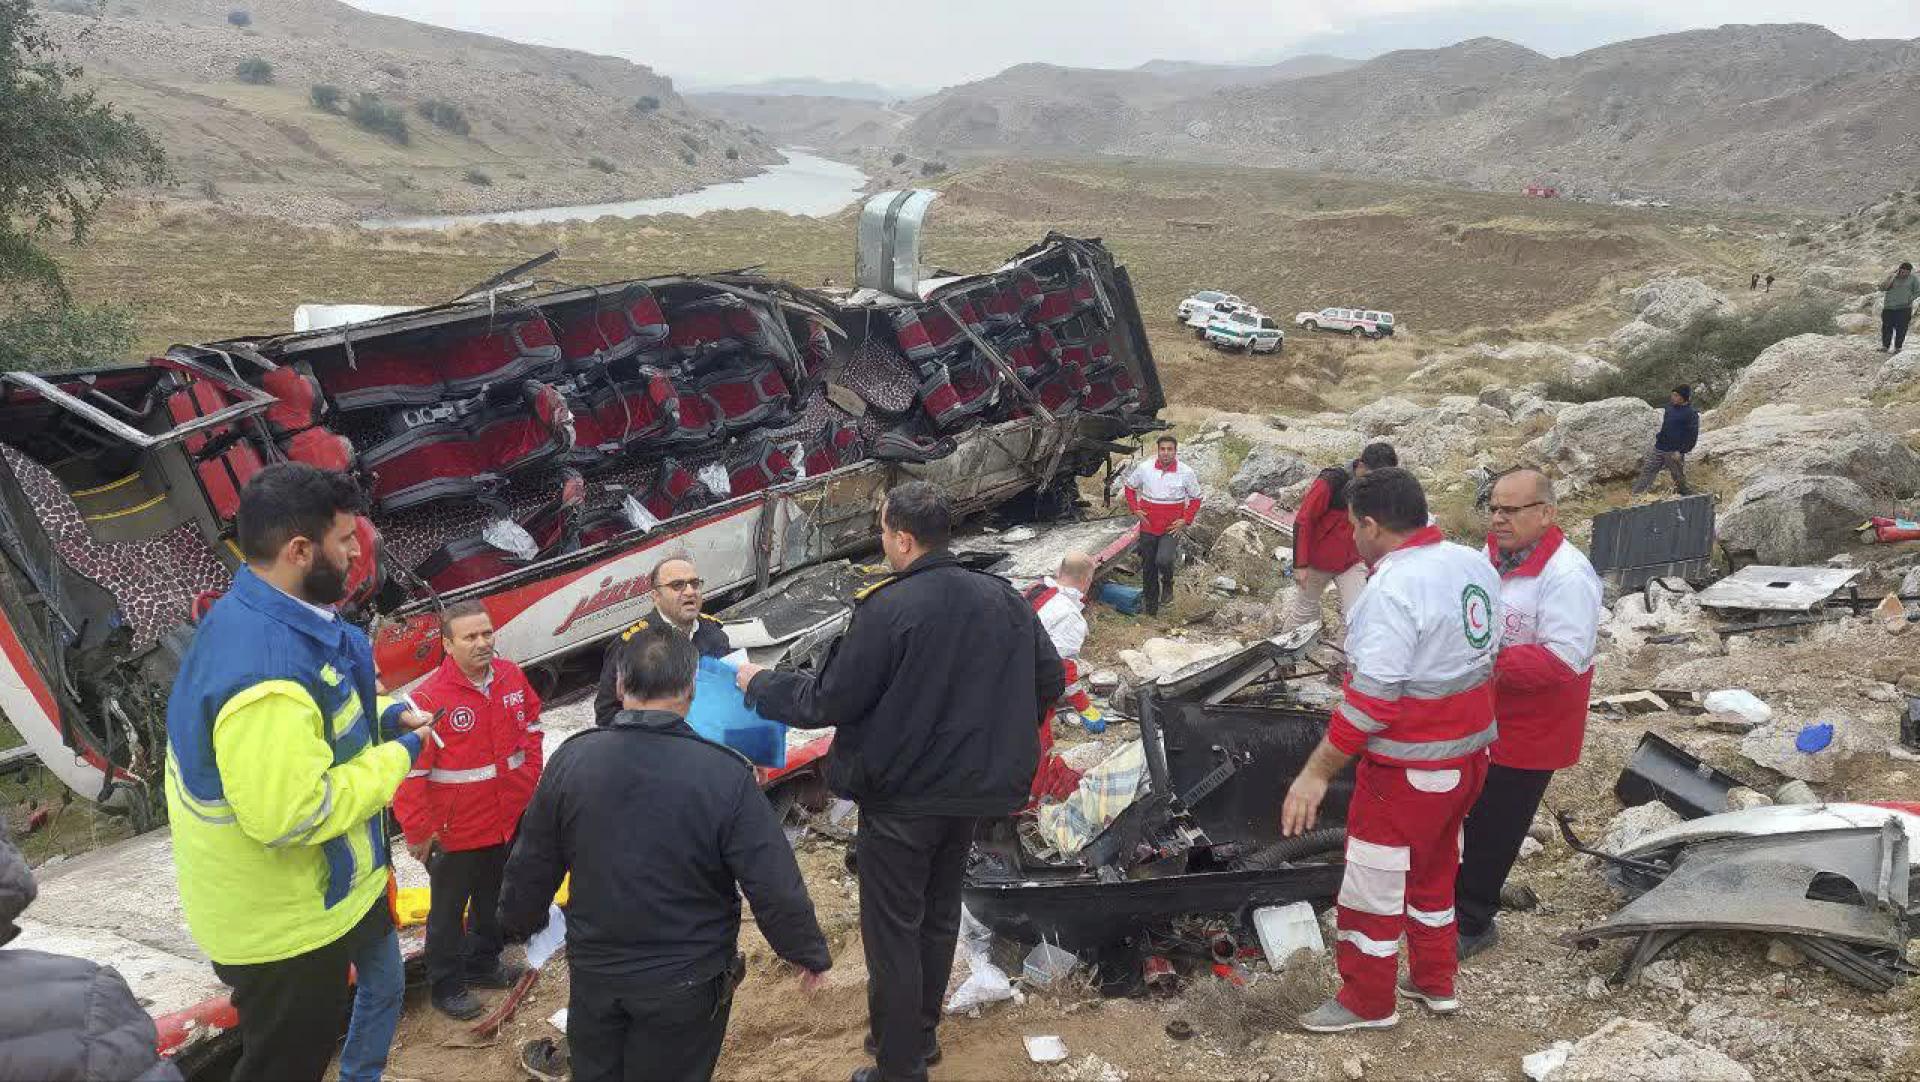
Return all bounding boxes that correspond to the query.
[687,655,788,768]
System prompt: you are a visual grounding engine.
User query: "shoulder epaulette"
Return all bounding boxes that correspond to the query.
[854,575,899,602]
[618,616,654,642]
[699,613,722,624]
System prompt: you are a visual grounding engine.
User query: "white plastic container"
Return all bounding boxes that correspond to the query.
[1021,941,1079,987]
[1253,901,1325,963]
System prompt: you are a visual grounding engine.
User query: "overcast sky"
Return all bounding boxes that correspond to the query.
[345,0,1915,93]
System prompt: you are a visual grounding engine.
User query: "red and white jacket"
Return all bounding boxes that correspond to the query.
[1294,473,1362,574]
[392,656,545,852]
[1028,577,1089,660]
[1123,459,1203,536]
[1330,527,1501,768]
[1485,527,1602,770]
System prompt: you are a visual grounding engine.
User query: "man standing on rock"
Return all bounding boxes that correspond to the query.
[1280,467,1501,1032]
[1454,469,1601,960]
[737,481,1064,1082]
[1124,434,1204,616]
[1630,386,1698,497]
[1882,262,1917,355]
[1283,442,1398,632]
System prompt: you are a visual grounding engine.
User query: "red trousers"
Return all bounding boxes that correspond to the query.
[1333,754,1489,1020]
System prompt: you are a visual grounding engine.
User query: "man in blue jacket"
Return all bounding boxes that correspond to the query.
[1632,385,1699,496]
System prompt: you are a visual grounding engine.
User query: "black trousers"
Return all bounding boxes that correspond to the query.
[1886,307,1913,352]
[858,812,975,1082]
[1454,763,1555,938]
[1136,530,1179,614]
[211,896,389,1082]
[568,970,733,1082]
[424,842,508,993]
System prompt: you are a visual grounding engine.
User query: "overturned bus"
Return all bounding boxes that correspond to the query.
[0,191,1165,819]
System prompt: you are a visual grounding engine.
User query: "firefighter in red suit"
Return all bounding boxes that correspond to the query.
[1123,434,1203,616]
[392,600,544,1021]
[1280,467,1501,1032]
[1454,469,1601,959]
[1025,552,1095,804]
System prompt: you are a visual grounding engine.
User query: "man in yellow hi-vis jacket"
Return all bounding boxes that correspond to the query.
[166,463,435,1082]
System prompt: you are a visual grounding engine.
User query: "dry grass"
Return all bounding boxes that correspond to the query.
[1180,949,1334,1048]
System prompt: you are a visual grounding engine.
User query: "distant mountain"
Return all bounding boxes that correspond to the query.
[688,92,908,156]
[39,0,779,221]
[903,25,1920,212]
[686,77,918,102]
[1241,4,1676,63]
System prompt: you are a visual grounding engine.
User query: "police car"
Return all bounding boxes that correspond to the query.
[1293,306,1396,339]
[1202,309,1284,354]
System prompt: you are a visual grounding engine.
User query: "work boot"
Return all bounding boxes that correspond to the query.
[467,958,528,989]
[864,1033,943,1066]
[1457,923,1500,962]
[432,984,485,1021]
[1297,998,1397,1033]
[1395,977,1460,1014]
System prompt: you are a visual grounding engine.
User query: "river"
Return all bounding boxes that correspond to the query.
[362,149,868,230]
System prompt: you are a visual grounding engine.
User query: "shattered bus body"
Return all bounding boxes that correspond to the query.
[0,192,1164,816]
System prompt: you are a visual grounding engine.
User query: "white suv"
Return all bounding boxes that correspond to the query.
[1294,307,1396,339]
[1185,299,1259,337]
[1203,309,1284,354]
[1175,290,1242,324]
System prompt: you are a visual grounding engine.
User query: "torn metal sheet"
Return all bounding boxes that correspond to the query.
[1696,565,1865,613]
[1569,823,1909,953]
[855,189,939,298]
[1237,492,1296,542]
[1619,802,1920,869]
[1613,732,1749,818]
[1153,625,1320,701]
[954,517,1137,588]
[1587,495,1714,591]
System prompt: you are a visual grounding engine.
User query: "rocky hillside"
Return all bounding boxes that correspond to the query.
[38,0,781,221]
[904,24,1920,212]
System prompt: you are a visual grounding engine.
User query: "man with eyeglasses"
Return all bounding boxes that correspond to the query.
[1453,468,1601,961]
[594,554,733,727]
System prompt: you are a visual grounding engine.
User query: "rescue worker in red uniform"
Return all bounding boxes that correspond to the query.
[1280,467,1501,1032]
[1025,552,1095,804]
[1282,442,1398,633]
[392,600,545,1021]
[1123,434,1203,616]
[1454,469,1601,959]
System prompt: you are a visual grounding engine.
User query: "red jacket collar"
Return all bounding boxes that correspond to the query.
[1154,458,1178,472]
[1486,526,1564,579]
[1396,525,1446,551]
[432,654,498,694]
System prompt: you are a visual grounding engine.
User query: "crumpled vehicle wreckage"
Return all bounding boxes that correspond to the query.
[963,629,1355,981]
[0,190,1165,819]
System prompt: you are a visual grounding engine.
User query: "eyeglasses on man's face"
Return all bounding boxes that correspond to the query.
[656,577,704,593]
[1486,501,1546,518]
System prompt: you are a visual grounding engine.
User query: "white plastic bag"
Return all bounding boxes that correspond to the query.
[525,904,567,969]
[1703,689,1772,727]
[698,462,732,498]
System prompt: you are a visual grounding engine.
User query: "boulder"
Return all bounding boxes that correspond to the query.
[1716,475,1874,564]
[1800,264,1879,293]
[1693,407,1920,498]
[1412,342,1618,391]
[1873,349,1920,395]
[1602,318,1672,360]
[1739,713,1881,783]
[1631,276,1728,330]
[1207,520,1280,586]
[1349,396,1424,436]
[1716,334,1883,418]
[1603,802,1683,854]
[1837,312,1877,334]
[1525,397,1661,483]
[1227,446,1315,499]
[1547,1019,1752,1082]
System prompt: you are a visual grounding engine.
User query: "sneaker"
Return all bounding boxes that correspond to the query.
[863,1033,942,1066]
[1396,977,1460,1014]
[1457,923,1500,962]
[467,959,528,989]
[431,985,485,1021]
[520,1037,569,1082]
[1297,998,1398,1033]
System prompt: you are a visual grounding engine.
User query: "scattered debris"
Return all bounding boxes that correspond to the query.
[1773,780,1820,805]
[1587,496,1715,592]
[1740,713,1875,783]
[1087,670,1120,695]
[1025,1035,1070,1064]
[1545,1019,1753,1082]
[1765,939,1806,969]
[1055,1053,1128,1082]
[1023,942,1081,988]
[1725,787,1772,810]
[1614,732,1749,817]
[1341,1055,1365,1080]
[1602,802,1685,854]
[1163,1020,1194,1041]
[1522,1041,1574,1080]
[1702,689,1772,727]
[1252,902,1324,961]
[1592,691,1676,716]
[1519,836,1545,860]
[1501,882,1541,911]
[1696,566,1865,614]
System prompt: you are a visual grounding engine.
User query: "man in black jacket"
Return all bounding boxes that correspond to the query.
[1,836,182,1082]
[500,625,829,1082]
[1631,384,1699,496]
[592,553,732,726]
[737,481,1066,1082]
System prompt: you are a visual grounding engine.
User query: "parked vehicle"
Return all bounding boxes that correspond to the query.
[1202,309,1284,354]
[1174,290,1241,324]
[1293,306,1395,339]
[1185,299,1259,338]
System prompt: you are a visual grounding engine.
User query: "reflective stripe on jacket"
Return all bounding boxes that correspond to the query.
[1485,528,1602,770]
[165,567,420,965]
[1329,528,1501,768]
[392,656,544,851]
[1123,460,1203,535]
